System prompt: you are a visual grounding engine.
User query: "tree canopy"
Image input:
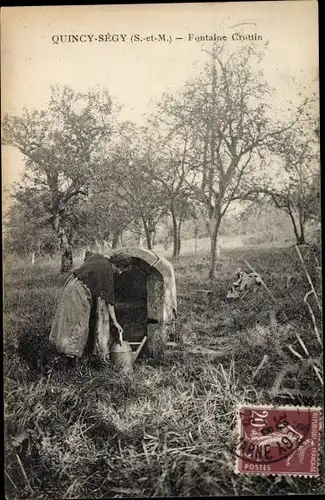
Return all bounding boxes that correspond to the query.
[2,46,320,274]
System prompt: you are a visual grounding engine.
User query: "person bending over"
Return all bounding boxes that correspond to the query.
[49,251,132,359]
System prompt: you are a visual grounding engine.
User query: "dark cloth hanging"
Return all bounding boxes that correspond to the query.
[73,253,115,305]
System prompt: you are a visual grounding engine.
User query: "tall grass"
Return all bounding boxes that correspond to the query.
[4,245,324,498]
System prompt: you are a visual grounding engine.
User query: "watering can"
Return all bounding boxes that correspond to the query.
[110,331,147,374]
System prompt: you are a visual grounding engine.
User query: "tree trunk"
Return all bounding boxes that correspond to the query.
[53,214,73,273]
[152,228,157,247]
[143,222,153,250]
[171,208,178,260]
[176,220,182,259]
[298,218,306,245]
[207,54,220,281]
[209,217,221,280]
[297,233,305,245]
[61,247,73,273]
[176,199,187,259]
[287,210,304,245]
[98,239,106,254]
[112,231,120,249]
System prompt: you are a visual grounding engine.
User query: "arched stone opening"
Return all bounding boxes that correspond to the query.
[109,247,177,358]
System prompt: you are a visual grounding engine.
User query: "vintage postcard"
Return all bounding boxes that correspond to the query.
[2,1,323,498]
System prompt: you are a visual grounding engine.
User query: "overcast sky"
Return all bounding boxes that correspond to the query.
[2,1,319,194]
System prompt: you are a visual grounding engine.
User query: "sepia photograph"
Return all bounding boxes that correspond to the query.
[1,1,323,498]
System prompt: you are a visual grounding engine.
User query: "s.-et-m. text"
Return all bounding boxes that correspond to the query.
[51,32,263,45]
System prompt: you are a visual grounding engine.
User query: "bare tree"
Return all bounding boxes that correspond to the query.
[2,85,116,272]
[143,111,198,259]
[97,122,168,250]
[252,103,320,245]
[153,44,303,278]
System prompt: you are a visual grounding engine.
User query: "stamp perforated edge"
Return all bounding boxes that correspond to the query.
[233,404,323,477]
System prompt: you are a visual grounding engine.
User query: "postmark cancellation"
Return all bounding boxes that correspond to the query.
[235,405,322,477]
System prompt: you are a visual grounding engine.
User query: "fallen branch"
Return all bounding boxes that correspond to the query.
[252,354,269,380]
[5,469,17,490]
[313,364,324,386]
[295,333,310,357]
[244,260,276,302]
[295,244,322,313]
[16,453,33,494]
[269,364,299,397]
[287,344,304,360]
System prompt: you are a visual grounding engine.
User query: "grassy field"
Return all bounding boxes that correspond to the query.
[154,235,296,259]
[4,243,324,498]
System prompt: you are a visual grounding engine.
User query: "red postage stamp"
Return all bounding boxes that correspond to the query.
[235,405,321,476]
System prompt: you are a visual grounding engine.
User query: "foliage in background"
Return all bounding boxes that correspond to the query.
[250,99,320,245]
[2,86,117,272]
[2,46,319,273]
